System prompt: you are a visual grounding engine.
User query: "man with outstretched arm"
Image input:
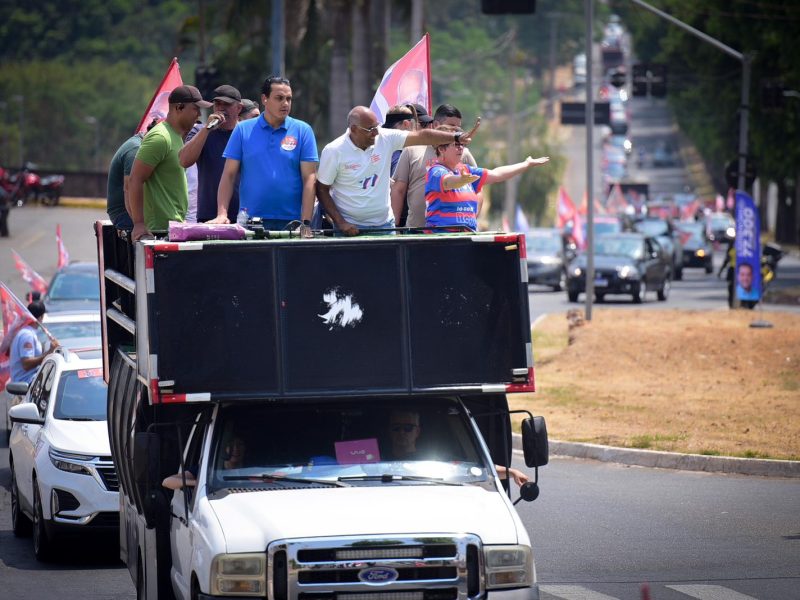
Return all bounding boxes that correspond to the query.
[316,105,480,236]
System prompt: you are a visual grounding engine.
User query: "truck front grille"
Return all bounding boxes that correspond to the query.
[269,535,482,600]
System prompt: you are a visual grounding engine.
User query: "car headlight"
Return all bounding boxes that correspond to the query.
[484,545,533,589]
[695,249,706,257]
[539,256,562,265]
[211,554,266,596]
[49,448,94,476]
[726,226,736,238]
[617,265,639,279]
[571,266,582,277]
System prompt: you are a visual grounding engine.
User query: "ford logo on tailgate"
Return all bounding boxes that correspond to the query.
[358,567,399,584]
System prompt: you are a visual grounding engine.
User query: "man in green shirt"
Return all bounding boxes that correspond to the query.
[129,85,212,240]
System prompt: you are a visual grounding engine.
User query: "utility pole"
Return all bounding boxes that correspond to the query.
[503,27,519,228]
[584,0,595,321]
[13,94,24,167]
[410,0,423,44]
[546,13,560,121]
[271,0,285,76]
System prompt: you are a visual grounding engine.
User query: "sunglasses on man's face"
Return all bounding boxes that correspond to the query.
[355,124,380,134]
[391,424,417,433]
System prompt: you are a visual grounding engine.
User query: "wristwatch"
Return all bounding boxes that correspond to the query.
[454,132,462,144]
[302,220,311,226]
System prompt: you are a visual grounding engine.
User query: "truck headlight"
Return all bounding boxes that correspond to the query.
[484,545,533,589]
[49,449,93,476]
[211,553,266,596]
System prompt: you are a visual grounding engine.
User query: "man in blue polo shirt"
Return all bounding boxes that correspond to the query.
[212,76,318,237]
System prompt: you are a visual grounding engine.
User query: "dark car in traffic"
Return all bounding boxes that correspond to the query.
[43,261,101,313]
[676,221,714,273]
[706,211,735,245]
[566,233,670,304]
[525,228,567,291]
[631,216,684,280]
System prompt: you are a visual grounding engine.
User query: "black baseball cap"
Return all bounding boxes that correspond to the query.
[240,99,258,112]
[213,84,242,104]
[383,112,414,128]
[168,85,212,108]
[408,103,434,123]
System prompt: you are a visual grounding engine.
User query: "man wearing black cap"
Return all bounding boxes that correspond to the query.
[179,84,243,223]
[239,99,260,121]
[383,105,417,177]
[129,85,212,240]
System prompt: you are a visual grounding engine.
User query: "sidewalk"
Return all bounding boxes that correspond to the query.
[60,197,106,209]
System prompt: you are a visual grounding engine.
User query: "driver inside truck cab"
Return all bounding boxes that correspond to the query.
[388,410,422,459]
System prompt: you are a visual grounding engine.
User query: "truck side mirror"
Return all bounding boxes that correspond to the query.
[133,431,161,527]
[520,416,549,468]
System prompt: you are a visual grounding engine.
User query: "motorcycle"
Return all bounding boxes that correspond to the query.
[35,173,65,206]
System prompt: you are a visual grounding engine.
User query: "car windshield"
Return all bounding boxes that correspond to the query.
[53,369,107,421]
[595,237,644,260]
[47,271,100,301]
[525,234,561,253]
[678,224,705,244]
[634,220,668,237]
[582,221,621,238]
[43,321,101,341]
[207,399,490,490]
[710,215,733,229]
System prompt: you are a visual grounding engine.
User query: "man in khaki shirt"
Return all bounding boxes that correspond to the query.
[391,104,479,228]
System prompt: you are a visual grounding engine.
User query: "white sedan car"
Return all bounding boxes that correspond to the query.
[8,347,118,561]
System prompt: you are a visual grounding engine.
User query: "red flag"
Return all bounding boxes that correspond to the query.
[56,224,70,269]
[572,208,586,250]
[134,57,183,134]
[606,183,628,215]
[11,250,48,296]
[556,187,577,229]
[0,283,39,391]
[370,34,431,124]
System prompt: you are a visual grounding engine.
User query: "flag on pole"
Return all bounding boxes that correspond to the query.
[606,183,628,215]
[370,34,432,125]
[556,187,577,229]
[134,57,183,134]
[11,250,48,296]
[734,190,761,303]
[56,224,70,269]
[0,283,40,391]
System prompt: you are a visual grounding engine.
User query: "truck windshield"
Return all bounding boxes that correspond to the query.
[208,399,491,490]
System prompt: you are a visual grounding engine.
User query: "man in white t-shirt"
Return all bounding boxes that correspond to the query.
[316,106,479,236]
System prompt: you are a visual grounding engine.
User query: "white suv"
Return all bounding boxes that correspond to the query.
[8,347,118,561]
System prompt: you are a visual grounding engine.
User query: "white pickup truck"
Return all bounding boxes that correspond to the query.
[96,223,548,600]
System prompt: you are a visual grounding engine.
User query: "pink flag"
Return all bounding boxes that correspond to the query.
[606,183,628,215]
[0,283,39,390]
[56,224,70,269]
[370,34,431,124]
[726,188,735,210]
[572,209,586,250]
[134,57,183,134]
[11,250,48,296]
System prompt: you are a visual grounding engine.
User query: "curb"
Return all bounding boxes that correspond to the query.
[59,197,107,209]
[512,433,800,478]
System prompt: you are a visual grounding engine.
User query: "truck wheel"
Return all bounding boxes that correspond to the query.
[11,461,32,537]
[33,479,56,561]
[567,290,579,302]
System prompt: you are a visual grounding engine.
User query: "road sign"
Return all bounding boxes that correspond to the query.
[560,102,611,126]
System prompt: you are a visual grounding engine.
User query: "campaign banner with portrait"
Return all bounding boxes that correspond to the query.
[370,34,431,124]
[734,190,761,302]
[134,57,183,134]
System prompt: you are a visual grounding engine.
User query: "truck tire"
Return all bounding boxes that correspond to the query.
[33,479,56,561]
[11,461,32,537]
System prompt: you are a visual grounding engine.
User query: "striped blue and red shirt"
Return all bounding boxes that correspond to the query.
[425,163,487,231]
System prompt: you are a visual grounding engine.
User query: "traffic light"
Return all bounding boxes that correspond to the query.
[195,65,220,102]
[649,64,667,98]
[761,81,785,110]
[481,0,536,14]
[632,63,648,97]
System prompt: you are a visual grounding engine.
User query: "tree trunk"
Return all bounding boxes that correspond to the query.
[329,0,352,139]
[351,1,370,107]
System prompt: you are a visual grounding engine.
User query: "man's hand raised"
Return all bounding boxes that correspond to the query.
[459,117,481,146]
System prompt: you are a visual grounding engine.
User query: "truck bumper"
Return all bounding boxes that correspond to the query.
[490,585,539,600]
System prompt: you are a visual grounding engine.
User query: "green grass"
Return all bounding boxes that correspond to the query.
[698,449,721,456]
[779,371,800,392]
[629,433,687,449]
[542,385,594,407]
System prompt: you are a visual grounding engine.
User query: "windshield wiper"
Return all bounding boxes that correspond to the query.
[338,474,464,486]
[223,474,348,487]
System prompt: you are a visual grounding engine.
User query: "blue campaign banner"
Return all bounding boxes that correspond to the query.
[734,191,761,302]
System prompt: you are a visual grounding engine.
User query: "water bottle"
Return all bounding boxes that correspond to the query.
[236,208,249,227]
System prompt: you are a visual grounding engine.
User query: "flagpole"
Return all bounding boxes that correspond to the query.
[134,57,180,134]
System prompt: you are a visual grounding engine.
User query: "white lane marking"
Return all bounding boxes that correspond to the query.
[18,230,45,249]
[540,585,620,600]
[666,584,759,600]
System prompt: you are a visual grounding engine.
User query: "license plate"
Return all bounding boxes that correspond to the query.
[594,278,608,287]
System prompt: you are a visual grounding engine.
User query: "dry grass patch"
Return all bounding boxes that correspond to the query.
[511,309,800,460]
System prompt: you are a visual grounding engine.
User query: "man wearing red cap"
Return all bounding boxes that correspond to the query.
[129,85,212,241]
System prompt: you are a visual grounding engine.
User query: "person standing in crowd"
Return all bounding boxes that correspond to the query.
[425,124,549,231]
[392,104,479,228]
[106,116,162,230]
[316,106,480,236]
[239,99,260,121]
[184,121,202,223]
[129,85,212,240]
[382,104,418,177]
[211,76,317,237]
[10,300,58,385]
[179,85,243,223]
